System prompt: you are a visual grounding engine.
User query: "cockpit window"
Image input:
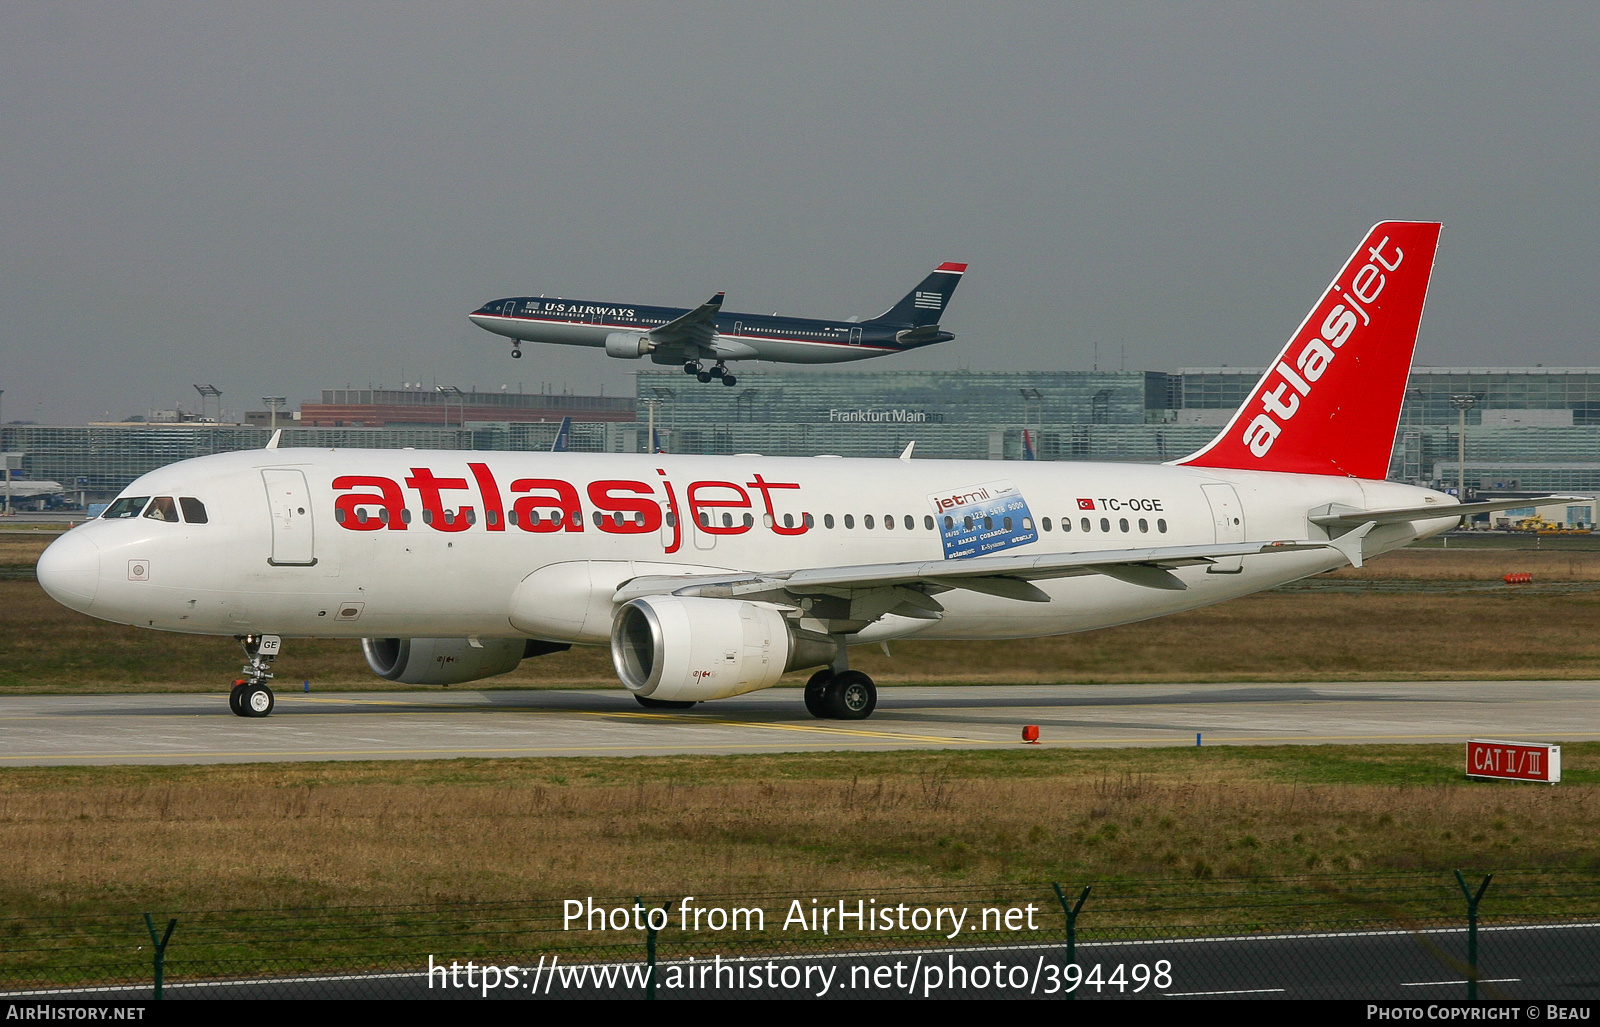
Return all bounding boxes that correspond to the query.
[143,496,180,522]
[103,496,151,519]
[179,497,208,524]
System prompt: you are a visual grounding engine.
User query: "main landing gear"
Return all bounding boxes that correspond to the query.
[804,668,877,720]
[229,633,280,718]
[682,360,737,387]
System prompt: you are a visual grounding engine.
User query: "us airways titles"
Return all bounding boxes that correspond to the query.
[515,301,638,319]
[330,465,814,555]
[1241,235,1407,459]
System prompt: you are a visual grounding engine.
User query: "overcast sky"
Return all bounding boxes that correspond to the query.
[4,2,1598,423]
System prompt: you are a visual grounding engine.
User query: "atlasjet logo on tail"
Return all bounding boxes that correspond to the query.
[1241,237,1404,459]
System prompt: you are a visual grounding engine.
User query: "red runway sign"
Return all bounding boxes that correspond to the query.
[1466,739,1561,783]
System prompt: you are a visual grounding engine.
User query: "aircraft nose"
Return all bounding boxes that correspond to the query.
[36,528,101,612]
[467,311,504,334]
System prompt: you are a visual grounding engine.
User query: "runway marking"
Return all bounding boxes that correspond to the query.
[590,707,976,743]
[1401,978,1519,987]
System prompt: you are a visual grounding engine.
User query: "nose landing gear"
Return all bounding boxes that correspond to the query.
[230,633,280,718]
[511,344,523,359]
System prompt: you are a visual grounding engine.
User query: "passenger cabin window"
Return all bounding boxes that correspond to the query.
[143,496,180,522]
[179,497,208,523]
[103,496,151,519]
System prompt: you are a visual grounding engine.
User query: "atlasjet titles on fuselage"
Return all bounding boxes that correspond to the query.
[468,263,966,386]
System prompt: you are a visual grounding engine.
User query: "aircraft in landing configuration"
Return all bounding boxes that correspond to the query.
[467,264,968,385]
[38,223,1576,721]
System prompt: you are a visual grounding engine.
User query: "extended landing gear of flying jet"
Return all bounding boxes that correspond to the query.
[804,668,877,720]
[511,344,523,359]
[683,360,737,386]
[230,633,280,718]
[635,695,699,710]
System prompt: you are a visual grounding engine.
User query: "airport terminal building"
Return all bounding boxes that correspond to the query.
[7,367,1600,512]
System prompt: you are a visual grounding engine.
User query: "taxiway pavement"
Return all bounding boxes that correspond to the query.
[1,680,1596,765]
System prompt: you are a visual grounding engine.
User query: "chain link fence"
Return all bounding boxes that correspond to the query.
[3,869,1597,1000]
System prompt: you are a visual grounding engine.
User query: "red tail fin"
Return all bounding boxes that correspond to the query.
[1178,221,1442,479]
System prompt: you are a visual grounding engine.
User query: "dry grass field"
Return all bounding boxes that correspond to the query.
[1,746,1595,918]
[8,538,1600,691]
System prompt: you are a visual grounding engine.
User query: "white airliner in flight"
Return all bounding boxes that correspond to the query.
[37,222,1557,720]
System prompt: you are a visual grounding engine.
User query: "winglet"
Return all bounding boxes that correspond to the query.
[707,292,725,309]
[265,429,282,450]
[899,441,915,461]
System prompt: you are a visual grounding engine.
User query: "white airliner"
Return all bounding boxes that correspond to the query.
[36,222,1559,720]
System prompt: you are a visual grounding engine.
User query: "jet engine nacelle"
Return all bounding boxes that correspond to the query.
[604,332,653,359]
[361,637,569,685]
[610,596,839,702]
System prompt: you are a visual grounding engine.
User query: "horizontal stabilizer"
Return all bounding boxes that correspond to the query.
[1309,496,1587,529]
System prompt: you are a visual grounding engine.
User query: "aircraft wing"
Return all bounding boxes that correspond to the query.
[648,292,724,351]
[1309,496,1586,529]
[615,536,1358,612]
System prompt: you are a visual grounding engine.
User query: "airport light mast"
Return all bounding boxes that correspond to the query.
[262,397,287,432]
[193,384,222,423]
[1450,393,1478,499]
[643,386,675,454]
[435,385,465,428]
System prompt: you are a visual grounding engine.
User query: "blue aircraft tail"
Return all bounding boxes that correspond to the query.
[867,263,967,327]
[550,417,572,453]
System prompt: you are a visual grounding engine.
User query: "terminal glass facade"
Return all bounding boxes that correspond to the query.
[9,367,1600,501]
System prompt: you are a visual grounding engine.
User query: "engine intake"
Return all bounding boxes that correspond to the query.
[362,637,569,685]
[610,596,838,702]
